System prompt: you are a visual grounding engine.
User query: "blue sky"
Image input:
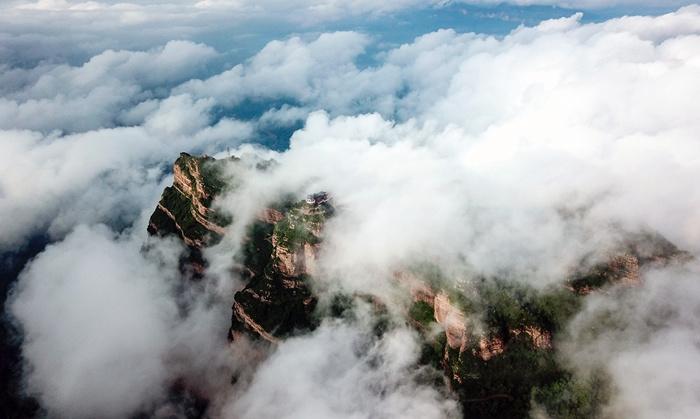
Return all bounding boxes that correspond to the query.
[133,3,700,67]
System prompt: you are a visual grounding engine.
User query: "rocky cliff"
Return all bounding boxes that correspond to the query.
[401,233,686,419]
[229,195,331,342]
[148,153,687,419]
[148,153,233,275]
[148,152,232,245]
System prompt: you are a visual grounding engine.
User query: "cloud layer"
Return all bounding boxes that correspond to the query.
[225,319,458,419]
[3,4,700,419]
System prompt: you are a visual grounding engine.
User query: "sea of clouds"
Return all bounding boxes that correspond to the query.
[2,1,700,418]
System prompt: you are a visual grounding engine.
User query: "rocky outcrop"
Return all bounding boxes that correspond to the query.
[475,336,505,361]
[148,154,331,343]
[512,325,551,349]
[401,234,685,419]
[401,232,682,397]
[148,153,231,248]
[229,195,332,342]
[272,238,319,278]
[569,232,687,294]
[434,292,469,351]
[473,327,550,361]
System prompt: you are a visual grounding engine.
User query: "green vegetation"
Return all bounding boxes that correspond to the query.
[456,335,562,419]
[273,203,325,249]
[409,300,436,327]
[242,222,274,278]
[159,186,212,242]
[151,153,233,246]
[199,159,228,201]
[479,280,581,334]
[178,154,231,205]
[328,293,355,318]
[406,275,605,419]
[450,280,600,418]
[569,265,616,292]
[233,274,319,338]
[408,263,477,315]
[419,332,447,369]
[231,194,335,341]
[410,263,446,289]
[154,154,618,419]
[532,371,610,419]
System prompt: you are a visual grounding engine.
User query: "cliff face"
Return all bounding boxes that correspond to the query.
[148,154,331,342]
[229,196,331,342]
[147,153,235,277]
[148,153,231,249]
[403,236,684,419]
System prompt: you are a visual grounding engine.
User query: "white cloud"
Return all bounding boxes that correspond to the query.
[8,225,178,418]
[196,11,700,415]
[0,0,429,64]
[0,40,217,133]
[0,98,252,249]
[3,0,691,68]
[7,223,254,418]
[224,318,458,419]
[176,31,383,111]
[202,7,700,292]
[563,263,700,419]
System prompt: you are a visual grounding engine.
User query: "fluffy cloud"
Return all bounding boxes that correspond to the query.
[8,223,459,419]
[0,0,430,64]
[0,40,217,133]
[177,5,700,149]
[176,31,387,111]
[454,0,697,8]
[225,320,458,419]
[8,225,178,418]
[198,10,700,416]
[0,95,252,250]
[204,7,700,290]
[7,223,253,418]
[563,262,700,419]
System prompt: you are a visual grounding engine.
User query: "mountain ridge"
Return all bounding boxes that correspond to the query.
[147,152,689,419]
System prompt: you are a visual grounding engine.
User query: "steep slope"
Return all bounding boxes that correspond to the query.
[148,152,231,247]
[148,152,232,274]
[148,154,331,341]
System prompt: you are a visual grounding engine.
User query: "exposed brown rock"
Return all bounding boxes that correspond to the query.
[610,254,640,286]
[434,292,469,351]
[231,303,279,344]
[272,235,319,277]
[258,208,285,224]
[148,153,229,249]
[394,271,436,304]
[475,336,505,361]
[512,326,552,350]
